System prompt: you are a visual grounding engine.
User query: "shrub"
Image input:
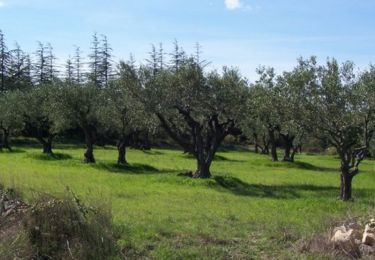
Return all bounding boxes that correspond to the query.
[24,193,117,260]
[325,147,337,156]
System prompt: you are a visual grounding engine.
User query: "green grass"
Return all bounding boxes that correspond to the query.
[1,145,374,259]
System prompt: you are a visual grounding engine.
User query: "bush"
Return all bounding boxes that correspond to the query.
[325,147,337,156]
[24,193,117,260]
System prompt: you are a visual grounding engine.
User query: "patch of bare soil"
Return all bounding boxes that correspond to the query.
[0,190,30,244]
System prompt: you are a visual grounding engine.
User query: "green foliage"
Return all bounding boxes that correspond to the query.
[0,90,25,133]
[22,83,60,134]
[99,61,156,139]
[52,83,102,132]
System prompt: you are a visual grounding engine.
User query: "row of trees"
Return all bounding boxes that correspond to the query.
[0,30,374,201]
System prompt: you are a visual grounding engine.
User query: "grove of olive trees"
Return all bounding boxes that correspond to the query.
[0,30,374,201]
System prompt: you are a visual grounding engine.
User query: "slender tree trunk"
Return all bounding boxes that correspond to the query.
[2,129,12,152]
[261,134,269,154]
[253,133,259,153]
[340,170,353,201]
[268,129,278,161]
[117,139,128,165]
[83,128,95,163]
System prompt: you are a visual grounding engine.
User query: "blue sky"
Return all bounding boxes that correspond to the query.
[0,0,374,80]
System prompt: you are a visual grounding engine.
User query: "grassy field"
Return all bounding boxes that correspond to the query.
[0,144,374,259]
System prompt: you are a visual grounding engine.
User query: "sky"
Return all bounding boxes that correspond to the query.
[0,0,374,80]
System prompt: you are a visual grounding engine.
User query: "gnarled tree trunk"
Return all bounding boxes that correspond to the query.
[157,111,240,179]
[338,147,367,201]
[117,139,128,165]
[281,134,295,162]
[194,160,212,178]
[36,135,54,154]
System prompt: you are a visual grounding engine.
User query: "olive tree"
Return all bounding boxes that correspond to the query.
[276,57,318,162]
[22,84,60,154]
[143,58,248,178]
[53,83,102,163]
[357,65,375,156]
[0,90,24,151]
[100,61,154,165]
[306,59,374,201]
[250,67,282,161]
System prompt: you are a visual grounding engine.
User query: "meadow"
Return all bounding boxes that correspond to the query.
[1,144,374,259]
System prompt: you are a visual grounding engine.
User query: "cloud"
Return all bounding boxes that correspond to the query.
[225,0,242,10]
[0,1,5,7]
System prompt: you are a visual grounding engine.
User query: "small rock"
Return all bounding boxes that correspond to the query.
[331,226,361,254]
[362,223,375,246]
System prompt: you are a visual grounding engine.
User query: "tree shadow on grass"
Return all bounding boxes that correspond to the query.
[93,162,171,175]
[0,148,26,154]
[263,161,337,173]
[212,176,343,199]
[141,150,164,155]
[181,153,243,162]
[214,154,244,162]
[29,153,73,161]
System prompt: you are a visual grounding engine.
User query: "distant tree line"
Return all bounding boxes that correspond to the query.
[0,30,374,201]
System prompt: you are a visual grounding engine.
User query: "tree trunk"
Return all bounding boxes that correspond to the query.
[268,129,278,161]
[117,139,128,165]
[262,134,269,154]
[290,147,298,162]
[42,136,53,154]
[253,133,259,153]
[36,135,54,154]
[2,129,12,152]
[43,142,52,154]
[283,143,292,162]
[340,171,353,201]
[194,160,211,178]
[282,135,295,162]
[83,128,95,163]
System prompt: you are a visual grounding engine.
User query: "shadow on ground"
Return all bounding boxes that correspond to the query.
[93,162,172,174]
[263,161,338,172]
[212,175,344,199]
[181,153,244,162]
[29,153,73,161]
[0,148,26,154]
[141,150,164,155]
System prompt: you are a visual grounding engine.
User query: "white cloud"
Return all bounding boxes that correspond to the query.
[225,0,242,10]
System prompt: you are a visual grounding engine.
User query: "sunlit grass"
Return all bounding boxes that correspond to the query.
[1,144,374,259]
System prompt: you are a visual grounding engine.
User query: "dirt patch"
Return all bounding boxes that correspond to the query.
[0,189,30,243]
